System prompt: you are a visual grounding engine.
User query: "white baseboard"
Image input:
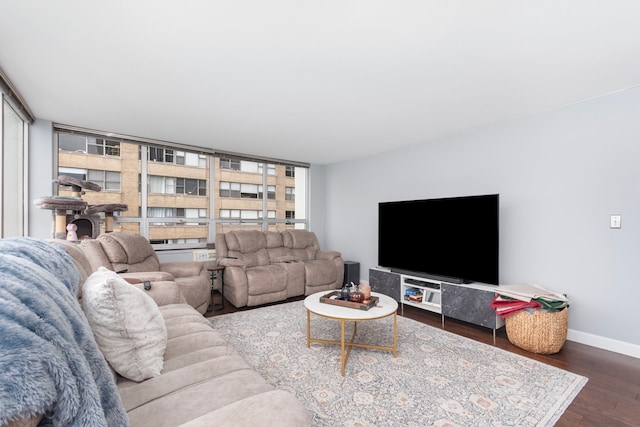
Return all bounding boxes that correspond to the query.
[567,329,640,359]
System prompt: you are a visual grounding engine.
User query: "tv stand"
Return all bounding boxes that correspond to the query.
[390,268,465,284]
[370,269,504,342]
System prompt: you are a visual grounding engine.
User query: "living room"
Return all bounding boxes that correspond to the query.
[1,2,639,426]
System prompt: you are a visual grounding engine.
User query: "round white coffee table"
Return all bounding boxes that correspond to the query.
[304,291,398,376]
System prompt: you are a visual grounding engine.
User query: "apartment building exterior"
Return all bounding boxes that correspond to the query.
[56,132,305,247]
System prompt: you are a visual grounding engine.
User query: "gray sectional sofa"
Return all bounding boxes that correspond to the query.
[0,237,311,427]
[216,229,344,308]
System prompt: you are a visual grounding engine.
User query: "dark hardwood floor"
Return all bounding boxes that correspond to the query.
[205,295,640,426]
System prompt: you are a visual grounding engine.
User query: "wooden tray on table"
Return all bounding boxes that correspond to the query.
[319,291,379,311]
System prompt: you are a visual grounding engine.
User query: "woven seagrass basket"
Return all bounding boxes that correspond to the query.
[505,308,568,354]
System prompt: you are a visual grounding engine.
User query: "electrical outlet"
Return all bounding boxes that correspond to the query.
[610,215,621,229]
[193,249,216,262]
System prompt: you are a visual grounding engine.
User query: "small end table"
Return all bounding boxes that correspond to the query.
[207,266,225,312]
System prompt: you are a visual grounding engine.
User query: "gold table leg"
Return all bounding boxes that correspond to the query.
[307,309,397,376]
[307,309,311,348]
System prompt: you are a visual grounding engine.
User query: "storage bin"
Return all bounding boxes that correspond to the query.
[505,308,568,354]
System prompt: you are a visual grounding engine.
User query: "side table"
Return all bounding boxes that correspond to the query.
[207,266,225,312]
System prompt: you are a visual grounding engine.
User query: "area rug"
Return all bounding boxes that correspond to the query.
[209,301,587,427]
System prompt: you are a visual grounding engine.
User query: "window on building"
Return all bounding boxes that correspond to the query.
[88,170,121,191]
[56,129,309,247]
[285,187,295,201]
[59,134,120,157]
[149,146,174,163]
[220,182,275,200]
[58,168,121,191]
[149,175,206,195]
[219,209,276,219]
[258,163,276,175]
[219,181,241,198]
[89,139,120,156]
[220,157,240,171]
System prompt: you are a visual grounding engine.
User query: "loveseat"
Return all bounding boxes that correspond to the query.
[0,237,311,427]
[79,232,211,314]
[216,229,344,308]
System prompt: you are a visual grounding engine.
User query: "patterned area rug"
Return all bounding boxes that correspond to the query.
[209,301,587,427]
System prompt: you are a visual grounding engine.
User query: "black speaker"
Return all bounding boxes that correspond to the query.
[343,261,360,285]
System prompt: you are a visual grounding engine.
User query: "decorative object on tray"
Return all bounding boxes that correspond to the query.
[358,283,371,300]
[320,290,378,310]
[490,283,570,354]
[349,291,365,303]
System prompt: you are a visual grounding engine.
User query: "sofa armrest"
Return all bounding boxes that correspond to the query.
[160,261,205,278]
[128,281,187,306]
[217,257,245,268]
[316,250,341,261]
[120,271,175,282]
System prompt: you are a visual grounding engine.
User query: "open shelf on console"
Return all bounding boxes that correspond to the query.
[400,274,442,314]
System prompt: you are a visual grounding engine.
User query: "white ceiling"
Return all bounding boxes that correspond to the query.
[1,1,639,165]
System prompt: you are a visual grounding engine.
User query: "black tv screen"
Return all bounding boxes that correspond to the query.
[378,194,499,285]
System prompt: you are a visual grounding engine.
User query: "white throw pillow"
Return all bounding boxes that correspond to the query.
[82,267,167,381]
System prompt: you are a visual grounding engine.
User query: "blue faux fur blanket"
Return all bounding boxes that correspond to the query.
[0,237,128,426]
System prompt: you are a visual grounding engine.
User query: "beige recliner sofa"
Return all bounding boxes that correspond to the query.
[80,232,211,314]
[1,237,312,427]
[216,229,344,308]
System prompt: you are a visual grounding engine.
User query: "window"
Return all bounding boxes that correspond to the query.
[147,147,205,168]
[149,175,206,196]
[148,207,207,219]
[58,168,121,191]
[220,182,275,200]
[59,134,120,156]
[220,209,276,219]
[259,185,276,200]
[285,187,295,201]
[89,139,120,156]
[56,129,309,247]
[258,163,276,175]
[220,157,240,171]
[220,181,241,198]
[149,146,174,163]
[88,170,121,191]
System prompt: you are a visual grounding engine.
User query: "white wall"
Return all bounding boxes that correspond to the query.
[322,87,640,357]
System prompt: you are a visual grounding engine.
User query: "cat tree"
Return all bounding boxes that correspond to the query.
[34,175,128,240]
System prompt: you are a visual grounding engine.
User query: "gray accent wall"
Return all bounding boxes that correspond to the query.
[320,86,640,356]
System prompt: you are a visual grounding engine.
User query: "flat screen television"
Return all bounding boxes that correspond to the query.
[378,194,499,285]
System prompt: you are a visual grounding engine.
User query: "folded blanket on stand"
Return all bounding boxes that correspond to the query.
[0,237,128,426]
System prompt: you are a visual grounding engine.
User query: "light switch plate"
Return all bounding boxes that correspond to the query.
[610,215,621,229]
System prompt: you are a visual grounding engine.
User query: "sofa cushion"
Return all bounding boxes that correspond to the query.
[226,230,266,253]
[282,230,318,260]
[117,304,312,427]
[246,264,287,296]
[96,233,161,272]
[304,259,338,287]
[82,267,167,382]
